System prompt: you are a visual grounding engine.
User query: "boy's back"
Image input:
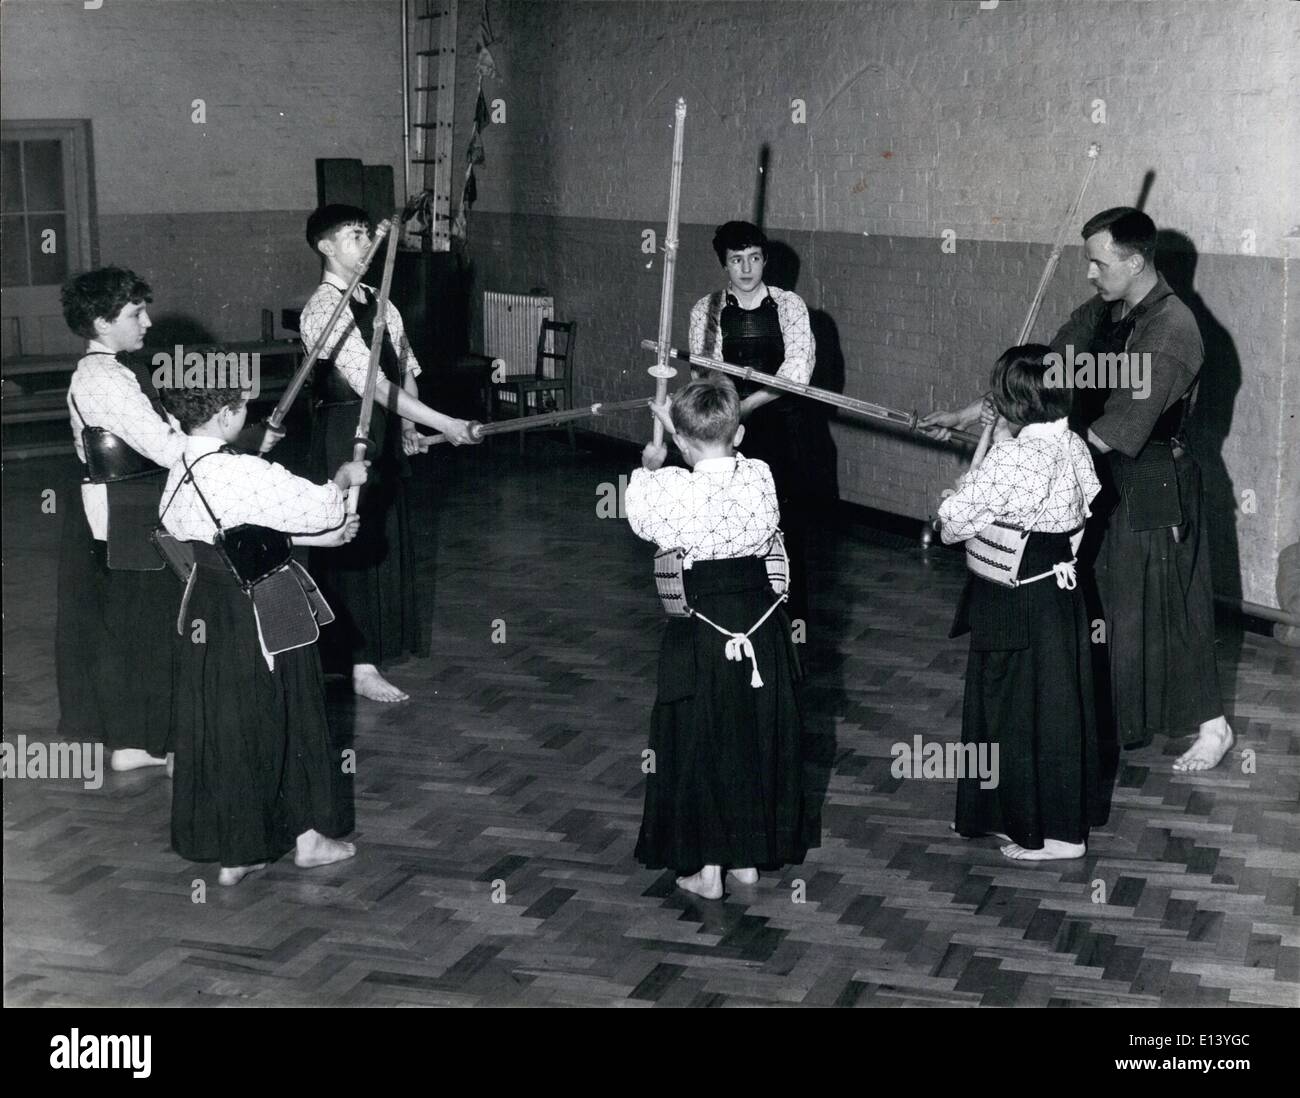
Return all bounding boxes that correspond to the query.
[625,453,779,560]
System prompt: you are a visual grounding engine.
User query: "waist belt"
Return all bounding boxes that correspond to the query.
[654,533,789,617]
[652,547,789,690]
[965,437,1089,588]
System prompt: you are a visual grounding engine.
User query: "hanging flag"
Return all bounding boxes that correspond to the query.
[455,2,496,241]
[475,0,498,77]
[467,131,485,166]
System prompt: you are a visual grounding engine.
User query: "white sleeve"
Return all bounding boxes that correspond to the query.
[937,445,1015,544]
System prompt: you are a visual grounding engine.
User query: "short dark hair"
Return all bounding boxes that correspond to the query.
[61,267,152,339]
[672,378,741,443]
[711,220,767,266]
[988,344,1072,426]
[159,383,246,433]
[306,204,370,253]
[1081,206,1156,263]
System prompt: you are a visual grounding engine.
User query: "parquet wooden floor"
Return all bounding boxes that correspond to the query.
[4,440,1298,1007]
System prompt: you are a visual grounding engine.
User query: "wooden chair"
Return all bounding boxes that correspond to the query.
[489,319,577,453]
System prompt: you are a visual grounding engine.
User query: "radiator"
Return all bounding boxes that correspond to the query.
[483,293,554,410]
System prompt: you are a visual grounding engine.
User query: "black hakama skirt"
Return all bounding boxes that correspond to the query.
[635,556,812,874]
[307,402,427,672]
[170,552,353,867]
[55,483,179,756]
[953,532,1107,848]
[1094,448,1223,747]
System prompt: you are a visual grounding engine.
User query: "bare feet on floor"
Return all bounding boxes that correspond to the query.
[1173,718,1233,772]
[294,829,356,869]
[109,748,169,772]
[727,867,758,885]
[676,865,724,899]
[1000,839,1086,861]
[217,863,266,886]
[352,664,409,703]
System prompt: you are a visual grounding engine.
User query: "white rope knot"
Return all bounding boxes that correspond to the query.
[691,595,786,690]
[1053,561,1077,590]
[723,633,763,688]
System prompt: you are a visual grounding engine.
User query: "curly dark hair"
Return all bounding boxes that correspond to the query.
[61,267,152,340]
[159,383,246,433]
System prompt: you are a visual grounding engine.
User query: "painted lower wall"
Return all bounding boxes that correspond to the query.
[461,210,1295,608]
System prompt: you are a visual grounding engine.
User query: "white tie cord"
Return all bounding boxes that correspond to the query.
[1017,558,1078,590]
[691,595,788,689]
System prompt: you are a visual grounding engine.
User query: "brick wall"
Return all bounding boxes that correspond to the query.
[2,0,1294,606]
[1,0,408,337]
[455,0,1299,608]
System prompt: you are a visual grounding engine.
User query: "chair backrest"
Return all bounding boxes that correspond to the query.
[535,320,576,381]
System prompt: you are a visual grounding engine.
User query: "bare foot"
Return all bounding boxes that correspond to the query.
[294,829,357,869]
[109,748,169,772]
[352,664,409,703]
[166,753,175,779]
[217,863,266,886]
[676,865,723,899]
[1173,718,1233,772]
[727,868,758,885]
[1000,839,1086,862]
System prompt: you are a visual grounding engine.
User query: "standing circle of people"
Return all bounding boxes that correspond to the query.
[52,201,1234,890]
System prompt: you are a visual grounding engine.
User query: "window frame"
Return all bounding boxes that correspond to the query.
[1,119,97,287]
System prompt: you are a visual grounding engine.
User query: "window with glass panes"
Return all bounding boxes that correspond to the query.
[2,139,71,288]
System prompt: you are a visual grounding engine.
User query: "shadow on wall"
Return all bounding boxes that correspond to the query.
[764,239,841,507]
[1157,228,1244,680]
[141,315,218,349]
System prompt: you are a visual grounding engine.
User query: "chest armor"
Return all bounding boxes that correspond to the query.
[721,294,784,396]
[71,370,170,571]
[313,290,403,407]
[1087,290,1188,531]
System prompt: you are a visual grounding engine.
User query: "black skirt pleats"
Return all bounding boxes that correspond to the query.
[1094,449,1224,746]
[170,552,352,867]
[954,532,1108,848]
[635,556,813,874]
[307,402,427,670]
[55,484,180,756]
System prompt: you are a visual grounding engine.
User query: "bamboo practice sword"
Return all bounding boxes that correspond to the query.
[639,341,981,448]
[966,142,1102,471]
[648,98,688,448]
[347,210,402,512]
[260,218,393,453]
[415,397,651,447]
[1018,142,1101,345]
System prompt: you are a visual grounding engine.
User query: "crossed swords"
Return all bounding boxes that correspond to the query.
[269,112,1098,464]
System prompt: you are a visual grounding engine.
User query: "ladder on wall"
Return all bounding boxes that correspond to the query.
[407,0,458,251]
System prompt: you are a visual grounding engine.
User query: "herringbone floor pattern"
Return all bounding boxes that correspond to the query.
[4,441,1297,1007]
